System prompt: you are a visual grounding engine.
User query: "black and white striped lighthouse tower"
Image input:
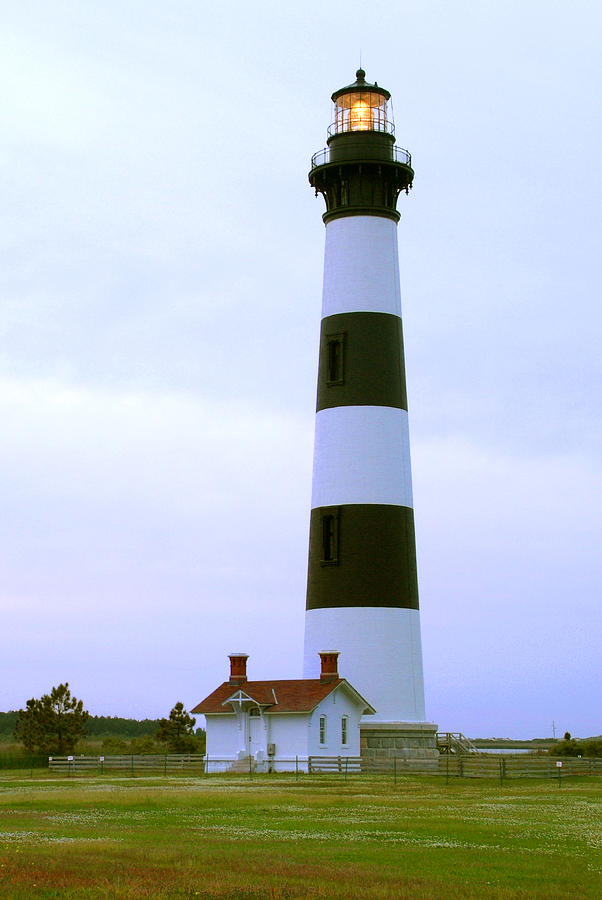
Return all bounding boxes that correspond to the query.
[303,71,436,752]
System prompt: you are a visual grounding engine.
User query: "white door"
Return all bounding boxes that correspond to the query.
[248,712,262,756]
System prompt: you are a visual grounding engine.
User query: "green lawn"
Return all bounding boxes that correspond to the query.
[0,772,600,898]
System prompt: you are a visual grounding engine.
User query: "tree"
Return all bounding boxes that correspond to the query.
[101,736,129,755]
[13,684,88,755]
[549,735,580,757]
[155,702,198,753]
[549,735,602,758]
[130,735,161,754]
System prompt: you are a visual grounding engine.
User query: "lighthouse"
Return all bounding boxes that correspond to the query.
[303,70,436,758]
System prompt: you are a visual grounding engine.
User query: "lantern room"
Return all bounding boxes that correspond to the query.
[329,68,393,136]
[309,69,413,222]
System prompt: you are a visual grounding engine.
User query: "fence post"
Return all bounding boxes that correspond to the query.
[164,754,167,777]
[249,755,253,781]
[344,756,348,782]
[131,754,134,777]
[296,756,299,781]
[445,753,449,785]
[394,756,397,786]
[458,755,463,778]
[499,759,503,786]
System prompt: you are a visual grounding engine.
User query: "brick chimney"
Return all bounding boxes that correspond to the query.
[228,653,248,685]
[319,651,339,682]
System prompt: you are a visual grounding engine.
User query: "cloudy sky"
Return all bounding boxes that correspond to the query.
[1,1,600,739]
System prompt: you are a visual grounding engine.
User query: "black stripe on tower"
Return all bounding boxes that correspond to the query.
[306,505,419,611]
[317,312,408,411]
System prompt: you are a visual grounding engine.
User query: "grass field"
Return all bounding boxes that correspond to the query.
[0,772,600,898]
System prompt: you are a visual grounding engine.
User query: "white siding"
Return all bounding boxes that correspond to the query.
[205,714,245,758]
[267,716,310,759]
[307,685,364,757]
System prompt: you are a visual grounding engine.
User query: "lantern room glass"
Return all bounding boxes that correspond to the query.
[332,91,391,134]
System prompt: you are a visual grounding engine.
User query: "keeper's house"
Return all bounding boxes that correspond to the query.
[192,652,374,772]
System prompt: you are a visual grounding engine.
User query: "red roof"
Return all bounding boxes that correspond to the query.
[191,678,374,715]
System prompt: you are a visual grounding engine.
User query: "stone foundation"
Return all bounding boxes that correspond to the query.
[360,722,439,770]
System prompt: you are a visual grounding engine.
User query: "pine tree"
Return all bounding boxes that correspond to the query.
[155,702,198,753]
[14,684,88,755]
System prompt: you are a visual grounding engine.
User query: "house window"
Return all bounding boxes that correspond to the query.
[321,510,340,564]
[319,715,327,745]
[249,707,260,717]
[341,716,348,746]
[326,334,345,385]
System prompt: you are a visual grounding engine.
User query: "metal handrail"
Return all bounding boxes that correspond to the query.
[436,732,479,754]
[310,144,412,170]
[327,119,396,138]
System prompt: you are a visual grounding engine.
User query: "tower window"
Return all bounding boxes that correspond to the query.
[321,510,340,565]
[319,715,327,745]
[326,333,345,384]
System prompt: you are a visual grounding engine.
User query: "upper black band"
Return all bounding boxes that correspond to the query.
[316,312,408,412]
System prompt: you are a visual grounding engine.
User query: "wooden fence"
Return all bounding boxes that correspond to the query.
[45,753,602,779]
[308,756,362,773]
[436,754,602,779]
[48,754,206,774]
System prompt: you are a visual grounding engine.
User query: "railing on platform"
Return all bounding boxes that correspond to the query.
[310,145,412,170]
[437,732,479,754]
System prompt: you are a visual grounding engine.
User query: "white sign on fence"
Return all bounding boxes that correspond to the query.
[556,761,562,767]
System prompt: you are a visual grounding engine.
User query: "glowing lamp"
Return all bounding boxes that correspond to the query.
[349,98,371,130]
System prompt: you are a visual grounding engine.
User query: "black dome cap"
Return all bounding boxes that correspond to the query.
[331,69,390,102]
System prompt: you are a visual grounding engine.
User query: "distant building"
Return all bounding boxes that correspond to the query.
[192,652,374,772]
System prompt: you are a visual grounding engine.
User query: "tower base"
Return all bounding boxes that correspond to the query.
[360,722,439,770]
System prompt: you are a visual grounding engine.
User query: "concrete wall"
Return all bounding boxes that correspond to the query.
[360,722,439,765]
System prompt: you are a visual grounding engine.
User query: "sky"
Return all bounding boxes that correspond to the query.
[1,0,600,739]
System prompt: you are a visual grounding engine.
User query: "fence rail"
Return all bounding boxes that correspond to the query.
[42,754,602,780]
[308,756,362,773]
[48,754,206,774]
[439,755,602,778]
